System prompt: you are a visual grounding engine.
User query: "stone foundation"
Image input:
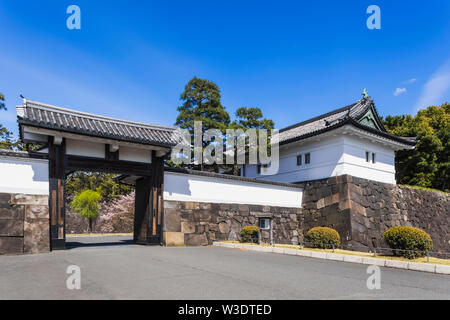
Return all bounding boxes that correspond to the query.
[163,200,302,246]
[299,175,450,252]
[0,193,50,255]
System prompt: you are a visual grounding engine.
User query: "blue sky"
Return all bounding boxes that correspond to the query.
[0,1,449,137]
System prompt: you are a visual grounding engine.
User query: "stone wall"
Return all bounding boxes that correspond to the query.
[298,175,450,252]
[163,200,301,246]
[0,192,50,255]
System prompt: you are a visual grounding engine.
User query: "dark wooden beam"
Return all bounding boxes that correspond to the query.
[66,155,153,176]
[48,137,66,250]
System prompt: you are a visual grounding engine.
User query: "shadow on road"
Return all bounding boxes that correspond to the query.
[65,240,134,249]
[65,235,135,250]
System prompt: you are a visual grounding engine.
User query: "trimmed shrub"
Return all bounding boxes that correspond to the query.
[384,226,433,259]
[240,226,259,243]
[305,227,340,249]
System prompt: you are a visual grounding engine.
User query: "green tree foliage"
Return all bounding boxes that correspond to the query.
[384,102,449,192]
[176,76,230,132]
[229,107,275,175]
[66,172,133,200]
[233,107,274,130]
[70,189,102,232]
[0,93,5,110]
[0,93,13,150]
[175,77,230,171]
[0,93,39,151]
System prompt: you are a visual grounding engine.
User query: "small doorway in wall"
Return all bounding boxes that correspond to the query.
[258,217,273,245]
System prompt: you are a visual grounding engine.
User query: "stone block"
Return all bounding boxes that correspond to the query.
[384,259,409,270]
[361,257,385,266]
[11,194,48,206]
[164,209,181,232]
[407,262,436,273]
[316,198,325,209]
[326,253,345,261]
[24,219,50,254]
[185,233,209,246]
[200,203,211,210]
[343,255,363,264]
[0,205,25,220]
[0,193,12,207]
[238,204,249,212]
[218,222,229,234]
[25,205,49,220]
[272,247,284,254]
[339,199,351,211]
[0,237,23,254]
[181,221,196,234]
[296,250,311,257]
[184,202,199,210]
[435,265,450,275]
[0,219,24,237]
[164,201,179,210]
[310,251,327,259]
[284,248,298,255]
[164,232,185,245]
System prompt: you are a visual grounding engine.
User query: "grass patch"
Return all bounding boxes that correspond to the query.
[400,184,449,194]
[218,241,450,266]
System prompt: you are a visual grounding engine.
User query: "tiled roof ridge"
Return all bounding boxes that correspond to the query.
[21,99,177,132]
[279,99,369,133]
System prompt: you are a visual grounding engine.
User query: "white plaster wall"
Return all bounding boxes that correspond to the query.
[341,135,396,184]
[244,136,345,183]
[66,138,105,158]
[0,156,49,195]
[243,135,397,184]
[164,172,303,208]
[119,146,152,163]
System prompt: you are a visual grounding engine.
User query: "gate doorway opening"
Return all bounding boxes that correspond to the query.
[17,99,179,251]
[64,170,135,249]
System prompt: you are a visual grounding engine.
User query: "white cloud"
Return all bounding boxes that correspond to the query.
[393,88,407,96]
[415,60,450,110]
[404,78,417,84]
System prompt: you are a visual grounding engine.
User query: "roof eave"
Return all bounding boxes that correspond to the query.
[18,120,178,149]
[278,119,416,148]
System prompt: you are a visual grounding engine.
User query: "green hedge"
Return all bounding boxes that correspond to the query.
[384,226,433,259]
[240,226,259,243]
[305,227,340,249]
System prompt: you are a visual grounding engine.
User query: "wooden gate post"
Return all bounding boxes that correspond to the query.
[48,137,66,250]
[133,151,164,245]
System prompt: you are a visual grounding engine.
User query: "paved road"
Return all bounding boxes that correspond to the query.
[0,235,449,299]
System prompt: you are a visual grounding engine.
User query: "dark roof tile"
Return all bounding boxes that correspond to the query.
[17,100,181,147]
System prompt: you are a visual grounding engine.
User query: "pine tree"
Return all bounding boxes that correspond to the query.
[175,77,230,171]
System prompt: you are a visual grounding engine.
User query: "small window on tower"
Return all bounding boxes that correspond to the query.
[297,155,302,166]
[305,153,311,164]
[366,151,370,162]
[372,153,376,163]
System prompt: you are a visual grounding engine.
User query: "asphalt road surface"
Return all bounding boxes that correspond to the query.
[0,235,449,299]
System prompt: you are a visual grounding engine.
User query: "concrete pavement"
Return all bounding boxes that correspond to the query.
[0,235,449,299]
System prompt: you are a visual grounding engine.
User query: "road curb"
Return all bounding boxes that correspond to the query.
[212,242,450,275]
